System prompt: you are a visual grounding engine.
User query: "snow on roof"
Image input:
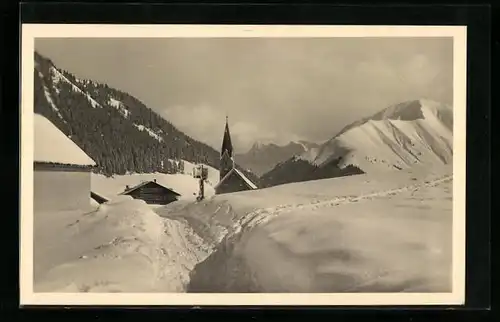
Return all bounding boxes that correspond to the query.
[34,114,96,166]
[215,168,258,190]
[234,168,258,189]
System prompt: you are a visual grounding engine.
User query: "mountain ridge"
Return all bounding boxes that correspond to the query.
[309,99,453,171]
[260,99,453,188]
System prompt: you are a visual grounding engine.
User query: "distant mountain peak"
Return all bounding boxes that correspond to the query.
[236,139,319,177]
[250,140,267,151]
[335,99,452,139]
[372,98,451,121]
[310,98,453,171]
[248,139,319,153]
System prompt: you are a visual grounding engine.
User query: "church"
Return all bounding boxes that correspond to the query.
[214,117,258,195]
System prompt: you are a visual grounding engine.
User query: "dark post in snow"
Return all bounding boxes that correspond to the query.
[198,164,205,201]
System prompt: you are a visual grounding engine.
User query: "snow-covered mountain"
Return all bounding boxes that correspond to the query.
[235,140,320,177]
[260,99,453,188]
[307,99,453,172]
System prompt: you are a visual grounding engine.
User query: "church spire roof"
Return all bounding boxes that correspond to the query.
[221,115,233,158]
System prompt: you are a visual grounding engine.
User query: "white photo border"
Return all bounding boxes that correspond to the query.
[20,24,467,306]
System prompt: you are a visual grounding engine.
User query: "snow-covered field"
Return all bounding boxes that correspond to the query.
[34,165,453,293]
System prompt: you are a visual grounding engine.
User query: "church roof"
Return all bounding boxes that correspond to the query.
[214,167,258,190]
[221,116,233,158]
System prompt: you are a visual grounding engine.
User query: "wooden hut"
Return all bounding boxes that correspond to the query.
[34,114,97,212]
[119,179,181,205]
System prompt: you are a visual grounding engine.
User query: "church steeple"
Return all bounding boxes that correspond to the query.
[221,115,233,158]
[220,115,234,180]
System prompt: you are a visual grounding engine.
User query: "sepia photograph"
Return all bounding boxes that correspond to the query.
[20,24,466,306]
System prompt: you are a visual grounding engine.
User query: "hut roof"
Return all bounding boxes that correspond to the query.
[119,180,181,196]
[34,114,96,166]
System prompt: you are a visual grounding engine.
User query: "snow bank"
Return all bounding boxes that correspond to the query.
[186,167,453,293]
[34,197,212,292]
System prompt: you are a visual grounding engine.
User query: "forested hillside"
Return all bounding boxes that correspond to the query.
[34,51,223,176]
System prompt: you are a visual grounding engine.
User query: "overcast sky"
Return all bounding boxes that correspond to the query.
[35,37,453,153]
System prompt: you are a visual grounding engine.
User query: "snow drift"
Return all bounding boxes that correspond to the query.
[34,196,212,292]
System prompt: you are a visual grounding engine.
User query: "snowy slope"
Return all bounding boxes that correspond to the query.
[305,99,453,173]
[49,65,103,109]
[34,114,96,166]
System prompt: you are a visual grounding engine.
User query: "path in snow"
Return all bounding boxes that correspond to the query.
[187,173,452,293]
[229,174,452,236]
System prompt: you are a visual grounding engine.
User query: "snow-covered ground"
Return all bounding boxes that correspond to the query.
[188,168,452,292]
[91,160,219,202]
[34,165,453,293]
[34,196,212,292]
